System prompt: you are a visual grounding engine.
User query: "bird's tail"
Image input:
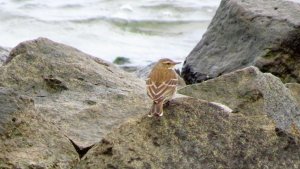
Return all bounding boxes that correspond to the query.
[148,100,164,117]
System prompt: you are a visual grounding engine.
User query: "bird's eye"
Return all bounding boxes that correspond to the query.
[166,62,171,65]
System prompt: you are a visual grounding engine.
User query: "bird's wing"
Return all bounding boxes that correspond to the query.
[146,78,177,102]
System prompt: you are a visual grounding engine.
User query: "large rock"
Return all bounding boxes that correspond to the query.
[0,38,151,148]
[76,97,300,168]
[0,87,77,168]
[182,0,300,84]
[179,66,300,131]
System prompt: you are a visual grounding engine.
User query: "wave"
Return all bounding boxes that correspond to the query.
[69,17,210,35]
[0,6,210,36]
[141,3,200,12]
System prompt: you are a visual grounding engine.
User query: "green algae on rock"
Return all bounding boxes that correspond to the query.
[113,56,131,65]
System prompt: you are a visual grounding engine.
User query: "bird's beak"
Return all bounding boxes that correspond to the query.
[173,62,181,65]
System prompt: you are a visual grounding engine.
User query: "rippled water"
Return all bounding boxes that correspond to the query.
[0,0,220,66]
[0,0,299,66]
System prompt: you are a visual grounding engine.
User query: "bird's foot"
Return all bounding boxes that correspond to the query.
[154,111,163,117]
[148,112,153,117]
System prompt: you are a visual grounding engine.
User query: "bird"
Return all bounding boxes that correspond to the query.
[146,58,181,117]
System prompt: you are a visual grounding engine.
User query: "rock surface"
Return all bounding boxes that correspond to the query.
[76,97,300,169]
[0,87,77,168]
[0,46,9,66]
[182,0,300,84]
[0,38,151,155]
[135,62,156,79]
[179,66,300,131]
[286,83,300,106]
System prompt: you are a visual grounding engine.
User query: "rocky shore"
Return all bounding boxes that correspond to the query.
[0,0,300,168]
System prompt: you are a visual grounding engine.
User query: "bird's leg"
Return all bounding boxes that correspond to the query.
[157,100,164,117]
[153,99,164,117]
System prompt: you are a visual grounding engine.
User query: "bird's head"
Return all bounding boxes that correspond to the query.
[157,58,181,69]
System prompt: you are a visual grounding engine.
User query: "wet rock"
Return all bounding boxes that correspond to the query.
[179,66,300,131]
[77,97,300,168]
[182,0,300,84]
[0,87,77,168]
[0,37,151,149]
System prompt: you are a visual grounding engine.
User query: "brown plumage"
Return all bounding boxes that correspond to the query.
[146,58,180,117]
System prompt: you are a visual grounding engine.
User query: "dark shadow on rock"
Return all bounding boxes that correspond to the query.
[66,135,94,159]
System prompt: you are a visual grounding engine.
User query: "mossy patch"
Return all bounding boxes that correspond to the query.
[113,57,131,65]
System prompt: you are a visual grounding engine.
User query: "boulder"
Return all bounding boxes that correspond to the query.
[179,66,300,131]
[0,87,77,168]
[0,37,151,149]
[182,0,300,84]
[0,46,9,66]
[77,97,300,168]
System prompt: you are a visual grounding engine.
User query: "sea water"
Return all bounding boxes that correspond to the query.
[0,0,299,67]
[0,0,220,66]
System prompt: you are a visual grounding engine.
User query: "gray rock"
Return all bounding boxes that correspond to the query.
[0,46,9,66]
[179,66,300,131]
[119,65,139,72]
[182,0,300,84]
[0,37,151,149]
[135,62,156,79]
[77,97,300,168]
[0,87,77,168]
